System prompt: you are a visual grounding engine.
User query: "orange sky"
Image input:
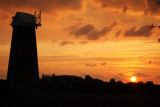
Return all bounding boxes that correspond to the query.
[1,0,160,84]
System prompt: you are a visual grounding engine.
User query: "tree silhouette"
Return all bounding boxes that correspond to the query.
[38,74,160,93]
[1,74,160,95]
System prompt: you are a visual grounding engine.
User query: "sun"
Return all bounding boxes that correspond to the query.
[130,77,137,82]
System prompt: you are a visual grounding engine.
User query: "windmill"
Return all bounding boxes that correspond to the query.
[7,11,41,95]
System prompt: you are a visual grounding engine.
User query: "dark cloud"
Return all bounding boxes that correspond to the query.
[96,0,160,16]
[70,22,118,40]
[96,0,145,12]
[119,73,125,76]
[86,63,97,67]
[60,41,75,46]
[86,62,106,67]
[123,6,128,13]
[132,72,150,77]
[147,0,160,15]
[124,25,152,37]
[72,24,95,37]
[100,62,106,66]
[0,0,84,13]
[155,75,160,79]
[78,41,88,44]
[116,30,122,37]
[59,41,90,46]
[156,1,160,5]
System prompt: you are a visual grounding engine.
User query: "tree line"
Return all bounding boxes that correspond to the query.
[40,74,160,93]
[0,74,160,95]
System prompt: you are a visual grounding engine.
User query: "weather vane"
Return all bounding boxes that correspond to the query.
[34,10,42,28]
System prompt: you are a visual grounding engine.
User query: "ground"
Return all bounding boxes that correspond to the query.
[1,93,160,107]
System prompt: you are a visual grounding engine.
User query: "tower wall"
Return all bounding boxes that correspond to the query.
[7,26,39,94]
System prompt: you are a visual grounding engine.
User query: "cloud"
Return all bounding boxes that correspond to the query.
[147,0,160,15]
[0,0,84,13]
[123,6,128,13]
[124,25,152,37]
[71,24,95,37]
[59,41,88,46]
[95,0,145,12]
[155,75,160,79]
[69,22,118,40]
[60,41,75,46]
[132,72,150,77]
[78,41,88,44]
[119,73,125,76]
[149,60,152,64]
[116,30,122,37]
[86,62,106,67]
[118,72,151,78]
[86,63,97,67]
[100,62,106,66]
[95,0,160,16]
[59,41,90,46]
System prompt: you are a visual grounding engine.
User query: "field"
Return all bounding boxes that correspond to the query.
[1,92,160,107]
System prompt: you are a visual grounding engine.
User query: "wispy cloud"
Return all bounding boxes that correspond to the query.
[60,41,75,46]
[86,63,97,67]
[132,72,151,77]
[0,0,84,13]
[100,62,106,66]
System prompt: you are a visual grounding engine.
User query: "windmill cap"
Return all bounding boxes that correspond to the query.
[11,12,37,27]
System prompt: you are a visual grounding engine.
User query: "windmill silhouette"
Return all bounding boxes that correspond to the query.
[7,11,41,94]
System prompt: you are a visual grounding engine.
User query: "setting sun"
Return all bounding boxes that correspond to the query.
[130,77,137,82]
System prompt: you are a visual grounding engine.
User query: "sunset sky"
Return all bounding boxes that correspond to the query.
[1,0,160,84]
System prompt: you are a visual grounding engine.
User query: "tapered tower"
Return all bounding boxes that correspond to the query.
[7,11,41,94]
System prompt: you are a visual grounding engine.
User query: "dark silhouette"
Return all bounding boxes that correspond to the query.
[39,74,160,94]
[2,73,160,93]
[1,12,160,107]
[1,74,160,107]
[7,12,41,95]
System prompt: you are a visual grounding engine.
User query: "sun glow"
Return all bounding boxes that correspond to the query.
[130,77,137,82]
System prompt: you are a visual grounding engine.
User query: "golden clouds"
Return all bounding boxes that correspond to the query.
[0,0,84,12]
[95,0,160,16]
[95,0,145,13]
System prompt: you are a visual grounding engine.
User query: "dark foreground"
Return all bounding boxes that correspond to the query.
[1,74,160,107]
[1,92,160,107]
